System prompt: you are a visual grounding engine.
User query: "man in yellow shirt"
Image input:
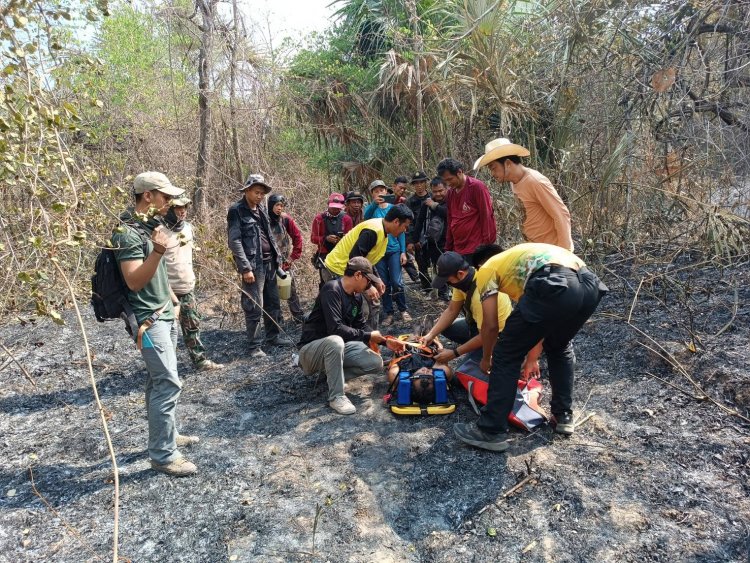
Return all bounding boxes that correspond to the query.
[474,138,574,251]
[322,204,414,329]
[422,246,540,376]
[453,243,608,452]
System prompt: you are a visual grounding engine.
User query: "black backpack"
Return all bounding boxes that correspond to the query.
[421,208,445,245]
[91,225,147,335]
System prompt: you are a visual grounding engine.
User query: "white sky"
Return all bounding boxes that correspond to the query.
[242,0,337,51]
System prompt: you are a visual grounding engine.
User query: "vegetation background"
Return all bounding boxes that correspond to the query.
[1,0,748,321]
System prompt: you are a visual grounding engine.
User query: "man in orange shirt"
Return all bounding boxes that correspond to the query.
[474,138,573,251]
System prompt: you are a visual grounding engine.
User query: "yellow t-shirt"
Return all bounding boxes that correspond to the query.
[324,218,389,275]
[452,285,513,331]
[475,243,586,302]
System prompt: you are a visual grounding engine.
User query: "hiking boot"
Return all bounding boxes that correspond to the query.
[551,411,575,435]
[329,395,356,415]
[401,311,412,323]
[453,422,510,452]
[250,348,267,359]
[175,434,200,447]
[266,335,294,346]
[381,314,393,327]
[150,457,197,477]
[195,359,224,372]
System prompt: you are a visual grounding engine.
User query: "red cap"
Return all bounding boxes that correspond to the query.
[327,192,345,210]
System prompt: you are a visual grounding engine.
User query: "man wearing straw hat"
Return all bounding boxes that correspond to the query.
[473,138,574,252]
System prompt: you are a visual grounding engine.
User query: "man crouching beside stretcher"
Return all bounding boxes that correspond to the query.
[420,246,543,381]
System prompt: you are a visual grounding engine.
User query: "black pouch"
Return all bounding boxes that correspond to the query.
[310,252,324,269]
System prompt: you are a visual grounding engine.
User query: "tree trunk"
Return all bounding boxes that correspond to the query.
[406,0,424,170]
[194,0,216,215]
[228,0,243,185]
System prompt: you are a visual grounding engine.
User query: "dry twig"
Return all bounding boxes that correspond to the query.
[574,412,596,428]
[476,457,538,517]
[628,323,750,425]
[52,259,121,562]
[29,468,105,562]
[0,340,37,387]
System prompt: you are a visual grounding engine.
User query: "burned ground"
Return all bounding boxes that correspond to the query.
[0,251,748,562]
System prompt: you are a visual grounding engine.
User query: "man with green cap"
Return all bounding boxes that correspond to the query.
[112,171,199,477]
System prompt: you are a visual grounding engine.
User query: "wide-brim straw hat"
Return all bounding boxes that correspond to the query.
[473,138,530,171]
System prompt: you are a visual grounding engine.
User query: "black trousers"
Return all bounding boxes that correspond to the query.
[415,245,432,290]
[477,266,608,434]
[442,318,477,345]
[241,261,282,349]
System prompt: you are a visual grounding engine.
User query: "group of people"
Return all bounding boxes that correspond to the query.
[111,137,608,476]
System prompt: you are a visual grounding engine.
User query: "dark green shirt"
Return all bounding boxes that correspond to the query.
[111,219,175,325]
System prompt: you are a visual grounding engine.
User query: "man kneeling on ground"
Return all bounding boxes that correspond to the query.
[298,257,392,415]
[422,246,541,379]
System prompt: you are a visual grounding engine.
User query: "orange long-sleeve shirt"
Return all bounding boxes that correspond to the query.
[511,168,573,252]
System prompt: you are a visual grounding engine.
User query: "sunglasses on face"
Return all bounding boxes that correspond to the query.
[358,272,373,289]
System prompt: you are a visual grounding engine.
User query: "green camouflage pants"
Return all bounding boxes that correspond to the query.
[176,291,206,365]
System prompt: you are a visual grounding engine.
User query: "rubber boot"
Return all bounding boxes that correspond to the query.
[245,319,265,357]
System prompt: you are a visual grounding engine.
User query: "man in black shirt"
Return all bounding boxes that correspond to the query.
[405,171,431,290]
[299,257,389,415]
[227,174,293,358]
[412,177,449,298]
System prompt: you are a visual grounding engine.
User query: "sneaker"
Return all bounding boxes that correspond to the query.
[195,359,224,372]
[150,457,197,477]
[250,348,267,359]
[453,422,510,452]
[381,314,393,327]
[551,411,575,435]
[401,311,412,322]
[175,434,200,447]
[266,335,294,346]
[329,395,356,415]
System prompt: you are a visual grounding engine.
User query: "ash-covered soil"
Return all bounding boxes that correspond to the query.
[0,252,748,562]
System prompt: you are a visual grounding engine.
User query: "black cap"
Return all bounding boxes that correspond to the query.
[411,171,429,183]
[345,257,383,286]
[345,190,364,202]
[432,251,470,289]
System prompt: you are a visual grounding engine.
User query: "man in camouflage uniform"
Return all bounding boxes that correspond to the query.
[163,196,224,371]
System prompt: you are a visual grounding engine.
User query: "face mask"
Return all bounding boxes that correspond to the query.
[448,267,475,293]
[163,207,185,232]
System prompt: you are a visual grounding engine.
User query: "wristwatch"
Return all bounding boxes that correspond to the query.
[451,346,461,358]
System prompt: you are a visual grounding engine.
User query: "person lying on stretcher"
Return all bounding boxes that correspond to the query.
[386,336,453,403]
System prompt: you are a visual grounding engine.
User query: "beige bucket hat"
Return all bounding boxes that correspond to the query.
[473,138,530,171]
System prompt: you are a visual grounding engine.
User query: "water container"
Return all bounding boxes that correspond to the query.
[277,273,292,300]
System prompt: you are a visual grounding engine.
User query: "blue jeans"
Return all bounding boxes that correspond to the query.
[376,251,406,315]
[140,320,182,464]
